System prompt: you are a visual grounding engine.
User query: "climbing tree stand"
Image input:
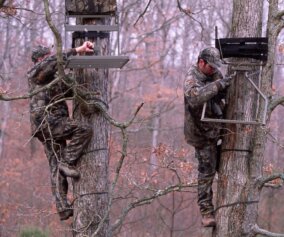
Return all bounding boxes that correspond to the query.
[201,28,268,125]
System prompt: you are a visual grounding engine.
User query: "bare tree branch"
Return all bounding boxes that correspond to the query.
[274,13,284,38]
[84,100,144,129]
[263,183,282,188]
[125,14,181,55]
[133,0,153,27]
[269,96,284,112]
[256,173,284,189]
[176,0,193,16]
[42,0,65,78]
[275,9,284,20]
[111,183,196,232]
[176,0,204,38]
[0,77,61,101]
[13,7,42,14]
[252,224,284,237]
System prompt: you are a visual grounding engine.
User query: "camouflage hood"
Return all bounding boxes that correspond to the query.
[31,45,51,63]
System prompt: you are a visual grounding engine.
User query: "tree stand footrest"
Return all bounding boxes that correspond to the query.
[65,55,129,69]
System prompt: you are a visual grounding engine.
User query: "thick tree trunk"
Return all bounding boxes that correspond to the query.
[71,5,112,237]
[248,0,283,234]
[73,37,110,237]
[214,1,264,236]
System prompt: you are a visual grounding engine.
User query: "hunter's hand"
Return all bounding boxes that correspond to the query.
[219,76,234,89]
[75,41,94,53]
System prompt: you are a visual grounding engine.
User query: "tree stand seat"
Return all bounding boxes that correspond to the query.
[215,37,268,61]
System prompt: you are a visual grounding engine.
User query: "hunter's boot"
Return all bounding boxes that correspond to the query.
[58,162,80,179]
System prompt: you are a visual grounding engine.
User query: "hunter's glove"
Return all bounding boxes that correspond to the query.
[219,76,234,89]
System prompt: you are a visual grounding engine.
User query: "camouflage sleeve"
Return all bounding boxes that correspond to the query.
[184,74,223,108]
[30,49,76,85]
[36,59,57,84]
[65,48,77,58]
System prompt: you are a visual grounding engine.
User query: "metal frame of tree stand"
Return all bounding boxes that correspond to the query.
[200,71,268,125]
[64,1,129,69]
[200,27,269,125]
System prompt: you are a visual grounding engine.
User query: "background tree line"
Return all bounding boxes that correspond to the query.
[0,0,284,236]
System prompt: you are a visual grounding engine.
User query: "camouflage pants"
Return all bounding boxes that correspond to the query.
[195,142,220,215]
[37,117,92,213]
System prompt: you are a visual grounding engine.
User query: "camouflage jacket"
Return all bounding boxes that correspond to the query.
[27,49,77,136]
[184,65,226,148]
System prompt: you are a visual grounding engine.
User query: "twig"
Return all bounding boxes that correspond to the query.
[133,0,153,27]
[0,76,61,101]
[176,0,204,38]
[111,183,196,232]
[42,0,65,79]
[87,100,144,129]
[177,0,193,16]
[167,164,182,184]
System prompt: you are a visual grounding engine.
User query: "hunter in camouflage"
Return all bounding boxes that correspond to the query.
[184,47,233,227]
[28,42,94,220]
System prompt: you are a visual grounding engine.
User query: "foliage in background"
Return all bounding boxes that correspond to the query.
[19,227,48,237]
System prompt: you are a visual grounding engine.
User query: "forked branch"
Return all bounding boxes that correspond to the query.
[269,96,284,113]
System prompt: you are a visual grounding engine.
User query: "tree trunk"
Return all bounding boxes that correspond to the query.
[73,36,110,237]
[248,0,283,234]
[71,4,113,236]
[214,1,264,236]
[149,105,160,170]
[0,17,12,158]
[0,102,10,159]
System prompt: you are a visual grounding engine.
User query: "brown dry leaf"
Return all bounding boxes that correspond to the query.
[184,8,192,15]
[0,6,17,16]
[153,143,167,157]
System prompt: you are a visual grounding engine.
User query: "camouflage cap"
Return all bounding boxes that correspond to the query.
[31,45,51,63]
[198,47,223,68]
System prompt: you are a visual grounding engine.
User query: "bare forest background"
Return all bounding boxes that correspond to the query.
[0,0,284,236]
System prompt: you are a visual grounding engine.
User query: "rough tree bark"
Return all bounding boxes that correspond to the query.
[214,0,264,236]
[70,1,115,236]
[73,61,110,237]
[215,1,284,237]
